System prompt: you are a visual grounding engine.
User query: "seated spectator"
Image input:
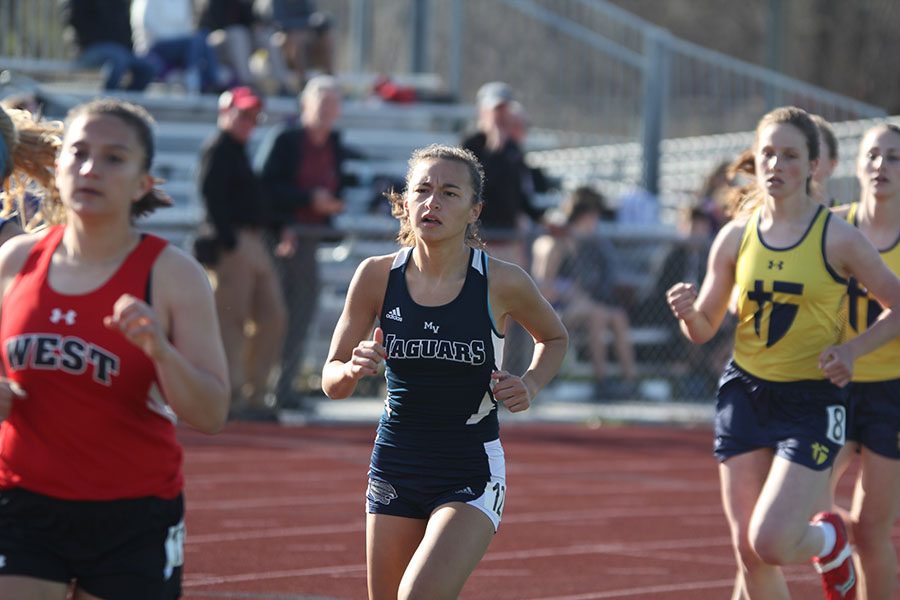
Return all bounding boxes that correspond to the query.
[645,205,734,396]
[61,0,157,91]
[532,187,638,399]
[255,0,335,91]
[616,186,659,226]
[198,0,295,95]
[695,160,731,233]
[131,0,223,94]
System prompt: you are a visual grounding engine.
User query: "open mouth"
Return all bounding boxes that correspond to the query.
[421,214,442,225]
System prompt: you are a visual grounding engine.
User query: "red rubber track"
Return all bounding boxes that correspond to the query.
[177,421,890,599]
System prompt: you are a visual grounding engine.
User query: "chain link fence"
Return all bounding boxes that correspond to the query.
[284,222,728,405]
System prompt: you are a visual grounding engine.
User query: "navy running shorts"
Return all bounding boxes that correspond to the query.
[0,488,185,599]
[847,379,900,460]
[366,438,506,532]
[714,361,849,470]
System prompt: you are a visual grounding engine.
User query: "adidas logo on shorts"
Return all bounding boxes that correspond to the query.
[385,307,403,322]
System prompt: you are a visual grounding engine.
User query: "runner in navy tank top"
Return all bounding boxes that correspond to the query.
[0,99,228,600]
[323,144,567,600]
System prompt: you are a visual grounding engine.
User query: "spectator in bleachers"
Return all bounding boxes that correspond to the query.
[616,186,660,226]
[462,82,546,267]
[61,0,157,92]
[696,160,731,233]
[131,0,223,95]
[507,100,558,208]
[810,113,842,206]
[198,87,287,420]
[254,0,335,92]
[256,75,347,407]
[198,0,295,95]
[531,186,638,399]
[646,205,734,396]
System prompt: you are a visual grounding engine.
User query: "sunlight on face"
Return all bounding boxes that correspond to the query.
[857,126,900,201]
[56,113,150,219]
[755,123,816,200]
[405,158,480,241]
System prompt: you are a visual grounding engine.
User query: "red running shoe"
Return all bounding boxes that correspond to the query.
[811,512,856,600]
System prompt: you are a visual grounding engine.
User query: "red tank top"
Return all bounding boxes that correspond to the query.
[0,226,183,500]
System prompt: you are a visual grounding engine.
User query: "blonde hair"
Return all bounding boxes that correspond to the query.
[0,103,63,230]
[386,144,486,248]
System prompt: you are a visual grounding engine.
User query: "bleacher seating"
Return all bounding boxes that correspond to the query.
[0,67,698,396]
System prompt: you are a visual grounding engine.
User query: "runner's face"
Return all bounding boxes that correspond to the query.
[405,158,480,243]
[56,113,151,219]
[858,127,900,201]
[755,123,816,200]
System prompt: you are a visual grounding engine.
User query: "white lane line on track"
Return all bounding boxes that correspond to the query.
[183,535,734,588]
[188,493,360,511]
[185,504,723,544]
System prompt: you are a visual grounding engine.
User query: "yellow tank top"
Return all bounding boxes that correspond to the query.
[733,205,847,381]
[843,202,900,381]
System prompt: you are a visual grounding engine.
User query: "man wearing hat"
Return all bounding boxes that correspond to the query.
[463,81,545,265]
[197,86,287,420]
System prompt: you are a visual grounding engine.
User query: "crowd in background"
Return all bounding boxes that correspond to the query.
[61,0,335,96]
[0,2,879,414]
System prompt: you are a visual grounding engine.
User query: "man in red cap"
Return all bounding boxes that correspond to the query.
[196,86,287,420]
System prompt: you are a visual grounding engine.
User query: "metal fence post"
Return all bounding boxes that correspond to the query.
[350,0,372,73]
[410,0,430,73]
[640,27,669,196]
[448,0,464,100]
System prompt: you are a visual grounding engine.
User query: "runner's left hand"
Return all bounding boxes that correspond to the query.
[492,370,532,413]
[104,294,169,361]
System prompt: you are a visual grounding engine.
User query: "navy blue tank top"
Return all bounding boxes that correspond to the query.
[373,247,504,478]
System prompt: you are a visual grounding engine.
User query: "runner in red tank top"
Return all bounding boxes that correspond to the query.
[0,99,229,600]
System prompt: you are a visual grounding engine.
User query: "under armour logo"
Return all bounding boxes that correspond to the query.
[767,260,784,270]
[424,321,440,334]
[50,308,77,325]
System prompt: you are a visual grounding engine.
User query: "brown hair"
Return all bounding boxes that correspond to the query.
[561,186,607,225]
[386,144,486,248]
[0,103,63,230]
[725,106,820,218]
[62,98,172,219]
[810,114,838,161]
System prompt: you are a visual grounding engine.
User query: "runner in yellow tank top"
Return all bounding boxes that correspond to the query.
[829,124,900,600]
[667,107,900,600]
[733,204,846,381]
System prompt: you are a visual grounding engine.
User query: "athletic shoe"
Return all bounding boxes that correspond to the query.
[810,511,856,600]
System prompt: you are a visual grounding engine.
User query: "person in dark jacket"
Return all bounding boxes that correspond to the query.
[62,0,157,91]
[256,74,348,407]
[198,86,286,419]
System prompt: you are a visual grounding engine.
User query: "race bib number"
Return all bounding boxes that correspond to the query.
[825,405,846,445]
